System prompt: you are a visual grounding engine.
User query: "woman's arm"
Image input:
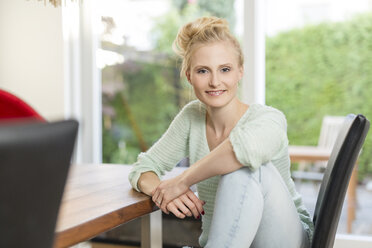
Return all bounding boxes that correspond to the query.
[153,106,288,211]
[183,137,242,186]
[128,101,195,192]
[152,137,241,211]
[139,171,205,218]
[138,171,161,196]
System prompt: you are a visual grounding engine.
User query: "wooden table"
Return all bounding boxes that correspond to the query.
[289,145,357,233]
[54,164,184,248]
[54,151,357,246]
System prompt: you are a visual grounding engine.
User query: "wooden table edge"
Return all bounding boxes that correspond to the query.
[53,197,157,248]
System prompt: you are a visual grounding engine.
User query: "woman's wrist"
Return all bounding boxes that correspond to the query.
[181,166,196,187]
[138,171,161,196]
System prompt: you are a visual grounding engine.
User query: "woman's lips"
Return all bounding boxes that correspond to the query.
[206,90,226,96]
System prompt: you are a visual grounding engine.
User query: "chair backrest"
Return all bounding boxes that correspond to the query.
[318,116,345,149]
[312,114,369,248]
[0,120,78,248]
[0,89,45,121]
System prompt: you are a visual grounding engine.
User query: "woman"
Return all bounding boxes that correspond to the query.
[129,16,313,247]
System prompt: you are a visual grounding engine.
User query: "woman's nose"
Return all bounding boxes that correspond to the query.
[209,73,221,88]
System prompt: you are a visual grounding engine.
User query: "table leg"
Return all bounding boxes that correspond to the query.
[347,164,358,233]
[141,210,162,248]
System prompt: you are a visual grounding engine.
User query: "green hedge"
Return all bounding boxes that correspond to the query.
[266,13,372,178]
[102,62,179,164]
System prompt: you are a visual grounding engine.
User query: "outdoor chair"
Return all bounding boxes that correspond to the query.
[292,115,345,183]
[311,114,369,248]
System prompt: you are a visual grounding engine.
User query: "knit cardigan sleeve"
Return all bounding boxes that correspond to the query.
[229,105,288,170]
[128,103,192,192]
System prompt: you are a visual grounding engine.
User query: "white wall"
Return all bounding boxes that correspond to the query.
[0,0,64,120]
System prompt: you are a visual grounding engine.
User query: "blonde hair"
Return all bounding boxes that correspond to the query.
[172,16,244,77]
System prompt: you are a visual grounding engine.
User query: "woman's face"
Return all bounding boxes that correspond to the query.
[187,41,243,109]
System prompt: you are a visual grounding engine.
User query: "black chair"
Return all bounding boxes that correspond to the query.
[0,120,78,248]
[311,114,369,248]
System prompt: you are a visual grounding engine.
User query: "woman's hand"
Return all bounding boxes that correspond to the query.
[151,174,190,212]
[164,189,205,219]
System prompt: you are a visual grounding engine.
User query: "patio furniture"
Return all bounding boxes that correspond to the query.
[291,115,345,182]
[290,115,364,233]
[311,114,369,248]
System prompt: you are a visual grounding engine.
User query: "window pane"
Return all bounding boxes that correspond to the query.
[265,0,372,235]
[98,0,241,164]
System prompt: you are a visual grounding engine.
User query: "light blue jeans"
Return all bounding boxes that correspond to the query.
[204,163,310,248]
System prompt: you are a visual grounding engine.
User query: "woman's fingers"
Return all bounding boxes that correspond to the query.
[152,175,190,210]
[152,189,163,208]
[173,198,193,217]
[186,190,205,216]
[180,193,200,219]
[156,188,206,220]
[152,189,159,201]
[167,202,186,219]
[165,191,204,219]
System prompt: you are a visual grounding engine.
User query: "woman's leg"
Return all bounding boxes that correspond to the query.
[205,163,309,248]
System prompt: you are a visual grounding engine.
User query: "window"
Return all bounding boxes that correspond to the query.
[265,0,372,235]
[97,0,243,164]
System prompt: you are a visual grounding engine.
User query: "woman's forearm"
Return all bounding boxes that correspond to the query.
[138,171,161,196]
[151,138,243,211]
[182,138,243,187]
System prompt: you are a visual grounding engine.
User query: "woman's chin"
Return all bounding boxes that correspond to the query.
[199,97,234,109]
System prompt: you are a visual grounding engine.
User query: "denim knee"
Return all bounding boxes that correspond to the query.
[220,166,263,191]
[219,163,281,195]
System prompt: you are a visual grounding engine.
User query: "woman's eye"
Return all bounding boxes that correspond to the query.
[221,67,231,72]
[197,69,208,74]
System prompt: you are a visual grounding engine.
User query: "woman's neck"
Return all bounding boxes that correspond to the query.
[205,98,249,138]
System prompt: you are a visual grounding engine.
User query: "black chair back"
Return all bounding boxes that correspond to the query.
[0,120,78,248]
[312,114,369,248]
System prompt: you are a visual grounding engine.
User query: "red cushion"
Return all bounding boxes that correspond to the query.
[0,89,45,121]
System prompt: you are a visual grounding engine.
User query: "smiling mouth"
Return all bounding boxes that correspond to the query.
[206,90,226,96]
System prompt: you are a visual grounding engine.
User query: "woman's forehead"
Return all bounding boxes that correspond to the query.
[190,42,239,67]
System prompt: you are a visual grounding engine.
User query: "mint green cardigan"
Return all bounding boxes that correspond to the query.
[128,100,314,246]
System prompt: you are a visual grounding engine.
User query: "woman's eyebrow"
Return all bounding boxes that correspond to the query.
[193,65,211,70]
[193,63,233,69]
[219,63,233,67]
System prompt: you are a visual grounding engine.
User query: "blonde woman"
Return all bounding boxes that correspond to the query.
[129,16,313,247]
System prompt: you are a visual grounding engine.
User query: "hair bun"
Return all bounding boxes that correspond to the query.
[173,16,230,58]
[172,16,243,77]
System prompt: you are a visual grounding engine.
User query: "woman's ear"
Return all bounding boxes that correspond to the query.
[186,71,192,85]
[238,66,244,81]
